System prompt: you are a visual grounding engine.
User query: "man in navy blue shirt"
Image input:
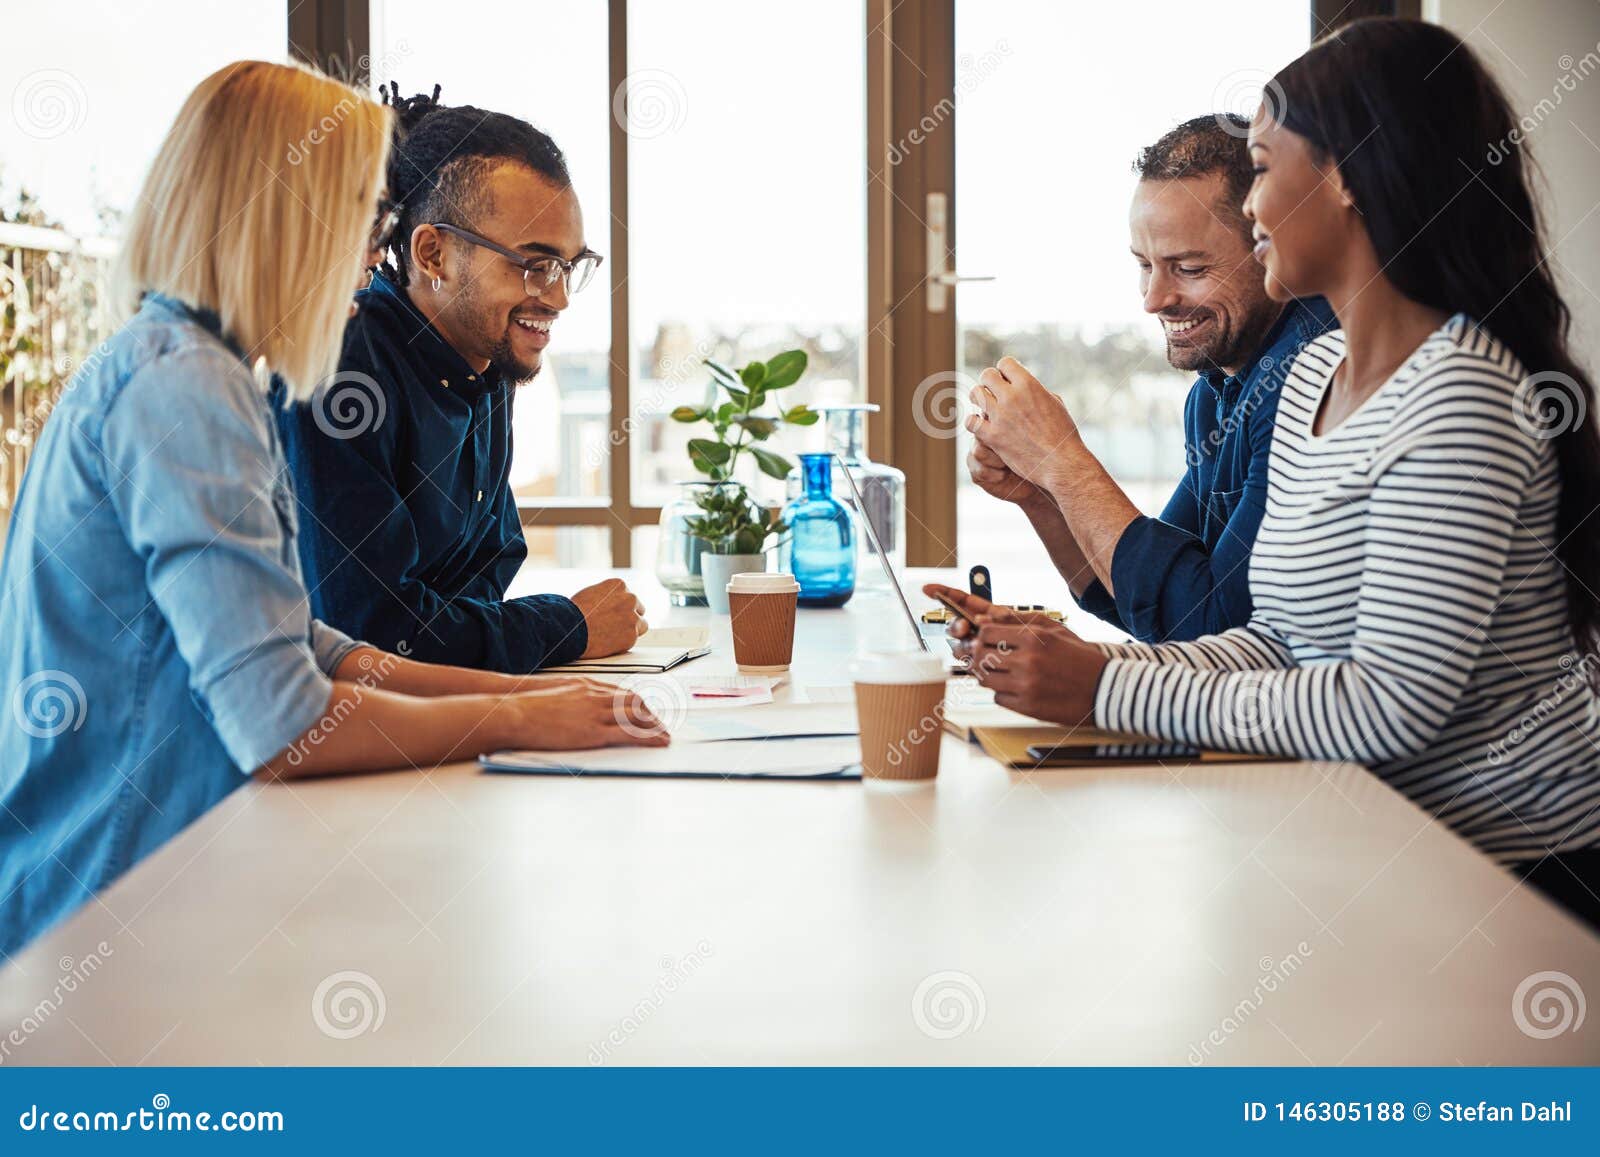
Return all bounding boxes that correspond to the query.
[963,115,1337,643]
[278,88,646,672]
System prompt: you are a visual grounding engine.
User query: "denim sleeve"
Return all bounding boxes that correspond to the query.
[1105,401,1267,644]
[99,348,333,773]
[1072,579,1129,634]
[310,620,365,676]
[276,370,587,674]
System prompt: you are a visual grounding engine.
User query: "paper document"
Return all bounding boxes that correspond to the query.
[675,701,858,743]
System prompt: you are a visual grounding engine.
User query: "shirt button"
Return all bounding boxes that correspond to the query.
[440,378,449,388]
[476,490,483,502]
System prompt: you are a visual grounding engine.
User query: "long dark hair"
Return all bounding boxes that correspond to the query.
[1272,17,1600,656]
[377,82,570,285]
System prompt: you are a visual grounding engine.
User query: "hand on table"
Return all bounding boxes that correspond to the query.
[573,578,649,659]
[922,583,1107,726]
[500,675,671,748]
[966,356,1082,491]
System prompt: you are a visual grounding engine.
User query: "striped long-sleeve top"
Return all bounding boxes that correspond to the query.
[1093,314,1600,864]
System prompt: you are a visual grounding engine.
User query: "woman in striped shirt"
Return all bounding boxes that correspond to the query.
[931,18,1600,928]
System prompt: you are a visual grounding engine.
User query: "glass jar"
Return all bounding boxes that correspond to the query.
[786,404,906,590]
[655,480,740,606]
[779,453,855,607]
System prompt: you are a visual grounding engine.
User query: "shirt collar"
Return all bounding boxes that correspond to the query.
[360,270,501,396]
[1197,296,1339,399]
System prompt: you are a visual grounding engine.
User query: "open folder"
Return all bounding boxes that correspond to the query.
[480,736,863,780]
[973,725,1277,768]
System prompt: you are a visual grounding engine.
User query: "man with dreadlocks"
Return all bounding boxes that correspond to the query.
[276,84,647,672]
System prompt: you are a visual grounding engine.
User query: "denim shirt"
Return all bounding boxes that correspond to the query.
[274,271,587,673]
[0,294,359,957]
[1076,296,1339,642]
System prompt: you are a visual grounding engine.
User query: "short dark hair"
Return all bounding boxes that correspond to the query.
[1132,114,1254,236]
[379,82,571,283]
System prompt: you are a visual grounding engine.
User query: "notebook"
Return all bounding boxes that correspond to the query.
[539,627,712,675]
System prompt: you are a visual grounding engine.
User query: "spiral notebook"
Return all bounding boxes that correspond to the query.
[539,627,712,675]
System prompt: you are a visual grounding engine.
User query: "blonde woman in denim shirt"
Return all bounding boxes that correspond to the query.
[0,62,665,958]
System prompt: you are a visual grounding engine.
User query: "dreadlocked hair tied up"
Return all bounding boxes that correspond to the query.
[377,81,573,285]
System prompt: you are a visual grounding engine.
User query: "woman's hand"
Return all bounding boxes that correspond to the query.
[497,676,671,748]
[925,584,1106,725]
[970,610,1106,726]
[967,356,1081,490]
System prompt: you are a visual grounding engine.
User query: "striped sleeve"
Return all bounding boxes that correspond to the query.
[1095,626,1294,671]
[1095,357,1541,763]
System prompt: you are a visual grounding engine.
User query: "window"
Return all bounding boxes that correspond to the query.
[952,0,1308,589]
[371,0,614,516]
[625,0,867,512]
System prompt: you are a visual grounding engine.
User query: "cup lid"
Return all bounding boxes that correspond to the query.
[851,650,948,685]
[728,571,800,594]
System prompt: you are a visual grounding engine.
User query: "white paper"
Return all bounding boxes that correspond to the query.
[675,701,858,743]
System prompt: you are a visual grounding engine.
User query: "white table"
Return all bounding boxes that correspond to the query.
[2,570,1597,1065]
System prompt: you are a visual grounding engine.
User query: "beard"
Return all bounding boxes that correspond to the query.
[487,331,543,384]
[455,282,544,384]
[1163,301,1280,376]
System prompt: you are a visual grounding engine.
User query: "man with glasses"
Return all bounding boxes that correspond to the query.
[277,90,647,673]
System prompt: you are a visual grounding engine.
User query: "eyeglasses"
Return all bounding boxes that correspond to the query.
[369,198,402,258]
[431,222,603,296]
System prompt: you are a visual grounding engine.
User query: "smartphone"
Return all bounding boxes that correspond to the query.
[929,588,983,629]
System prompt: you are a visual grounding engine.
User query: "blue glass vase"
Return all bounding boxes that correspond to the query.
[780,453,856,607]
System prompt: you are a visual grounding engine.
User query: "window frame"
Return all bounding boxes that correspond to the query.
[289,0,1357,568]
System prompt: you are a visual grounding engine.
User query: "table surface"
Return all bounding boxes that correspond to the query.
[3,569,1597,1065]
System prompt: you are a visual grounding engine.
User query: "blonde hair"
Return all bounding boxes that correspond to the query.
[114,61,391,400]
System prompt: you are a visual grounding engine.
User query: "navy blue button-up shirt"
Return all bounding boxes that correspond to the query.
[1076,296,1339,642]
[275,271,587,672]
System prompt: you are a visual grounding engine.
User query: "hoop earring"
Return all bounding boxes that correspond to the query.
[431,276,442,292]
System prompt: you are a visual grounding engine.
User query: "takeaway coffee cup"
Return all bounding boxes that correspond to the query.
[727,572,801,672]
[852,651,948,780]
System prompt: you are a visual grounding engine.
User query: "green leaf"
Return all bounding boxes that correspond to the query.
[739,361,767,389]
[783,404,819,426]
[733,415,778,439]
[761,349,807,391]
[687,438,732,465]
[751,446,793,480]
[704,359,740,386]
[715,401,739,423]
[670,405,705,423]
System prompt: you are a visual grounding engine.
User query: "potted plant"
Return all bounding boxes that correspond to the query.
[666,350,816,613]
